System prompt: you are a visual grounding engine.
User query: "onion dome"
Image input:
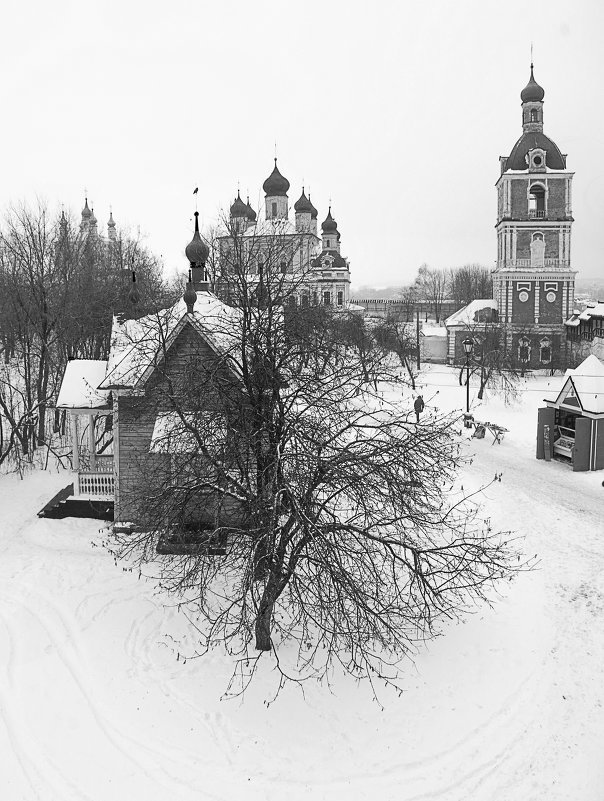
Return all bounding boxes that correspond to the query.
[185,211,209,267]
[107,211,116,228]
[90,208,98,225]
[294,188,313,214]
[521,64,545,103]
[245,196,257,221]
[230,191,249,218]
[321,207,338,233]
[81,198,92,219]
[308,193,318,220]
[128,271,140,307]
[183,270,197,313]
[262,158,290,196]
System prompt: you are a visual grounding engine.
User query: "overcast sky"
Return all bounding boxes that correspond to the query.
[1,1,602,288]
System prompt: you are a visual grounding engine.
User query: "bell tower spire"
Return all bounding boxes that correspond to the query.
[521,62,545,133]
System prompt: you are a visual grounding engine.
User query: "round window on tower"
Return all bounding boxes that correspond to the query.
[533,155,542,166]
[519,291,529,303]
[546,291,556,303]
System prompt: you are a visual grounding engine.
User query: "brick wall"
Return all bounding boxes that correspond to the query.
[547,179,566,217]
[539,281,563,324]
[511,179,526,210]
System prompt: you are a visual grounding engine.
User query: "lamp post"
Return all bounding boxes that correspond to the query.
[462,338,474,426]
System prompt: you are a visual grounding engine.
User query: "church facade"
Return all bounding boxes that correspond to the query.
[492,65,576,369]
[216,160,351,308]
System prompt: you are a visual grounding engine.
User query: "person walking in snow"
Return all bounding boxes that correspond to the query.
[414,394,424,423]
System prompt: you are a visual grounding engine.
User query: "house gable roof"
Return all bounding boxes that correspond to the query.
[445,299,498,327]
[99,291,241,391]
[547,354,604,415]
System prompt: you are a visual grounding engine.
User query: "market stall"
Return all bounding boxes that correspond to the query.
[536,355,604,471]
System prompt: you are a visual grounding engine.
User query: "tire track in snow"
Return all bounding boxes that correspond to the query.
[0,607,93,801]
[122,602,240,771]
[0,585,225,800]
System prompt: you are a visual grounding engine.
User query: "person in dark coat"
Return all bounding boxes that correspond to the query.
[414,394,424,422]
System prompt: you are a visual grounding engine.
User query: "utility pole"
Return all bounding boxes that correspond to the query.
[416,310,421,370]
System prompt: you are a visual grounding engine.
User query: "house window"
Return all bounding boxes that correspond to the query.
[323,291,331,306]
[539,338,551,364]
[301,293,309,307]
[337,291,344,306]
[312,291,318,305]
[280,261,287,274]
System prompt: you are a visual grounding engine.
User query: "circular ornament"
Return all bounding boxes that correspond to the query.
[546,291,556,303]
[519,291,529,303]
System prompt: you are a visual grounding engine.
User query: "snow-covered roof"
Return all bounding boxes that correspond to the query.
[422,324,447,338]
[445,299,498,328]
[545,354,604,415]
[578,302,604,321]
[100,291,241,390]
[566,301,604,327]
[56,360,110,409]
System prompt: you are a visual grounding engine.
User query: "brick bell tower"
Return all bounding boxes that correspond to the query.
[493,64,576,369]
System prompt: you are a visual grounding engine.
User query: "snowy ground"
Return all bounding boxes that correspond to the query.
[1,365,603,801]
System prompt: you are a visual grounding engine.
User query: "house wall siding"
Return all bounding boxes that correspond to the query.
[115,321,246,527]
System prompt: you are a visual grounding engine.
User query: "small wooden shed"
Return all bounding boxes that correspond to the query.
[536,354,604,471]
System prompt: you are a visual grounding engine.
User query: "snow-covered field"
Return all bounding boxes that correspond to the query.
[1,365,603,801]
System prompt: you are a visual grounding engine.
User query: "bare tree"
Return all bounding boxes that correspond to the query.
[414,264,449,323]
[448,264,493,309]
[112,220,529,697]
[0,201,173,459]
[372,316,419,389]
[458,321,523,403]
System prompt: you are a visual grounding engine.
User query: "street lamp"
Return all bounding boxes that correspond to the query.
[462,338,474,426]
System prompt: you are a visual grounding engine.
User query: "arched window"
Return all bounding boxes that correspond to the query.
[528,184,546,216]
[280,260,287,275]
[530,108,539,122]
[271,202,277,217]
[518,336,531,364]
[539,338,551,364]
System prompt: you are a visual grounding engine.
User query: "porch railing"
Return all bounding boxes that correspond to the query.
[76,455,115,497]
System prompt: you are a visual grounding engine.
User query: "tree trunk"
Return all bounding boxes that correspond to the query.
[253,536,270,581]
[255,600,273,651]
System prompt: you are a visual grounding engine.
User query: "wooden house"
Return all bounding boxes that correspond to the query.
[51,215,248,533]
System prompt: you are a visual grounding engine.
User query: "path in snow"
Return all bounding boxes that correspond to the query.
[1,368,603,800]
